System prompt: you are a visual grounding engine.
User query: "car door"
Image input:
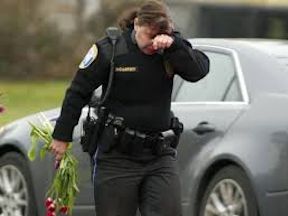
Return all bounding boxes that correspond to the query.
[171,45,249,214]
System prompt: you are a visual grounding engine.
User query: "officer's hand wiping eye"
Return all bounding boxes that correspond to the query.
[152,34,174,51]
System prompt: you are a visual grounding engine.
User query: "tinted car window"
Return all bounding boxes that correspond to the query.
[174,51,243,102]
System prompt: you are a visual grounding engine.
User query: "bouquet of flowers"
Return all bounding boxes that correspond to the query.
[28,113,79,216]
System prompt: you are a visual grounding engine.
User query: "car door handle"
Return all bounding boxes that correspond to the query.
[192,121,216,135]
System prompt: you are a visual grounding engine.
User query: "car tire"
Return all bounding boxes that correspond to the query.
[0,152,37,216]
[199,165,258,216]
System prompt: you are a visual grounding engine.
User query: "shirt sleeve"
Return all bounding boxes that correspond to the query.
[52,42,110,142]
[163,31,210,82]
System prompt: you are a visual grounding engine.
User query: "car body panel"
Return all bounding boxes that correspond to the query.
[171,102,246,214]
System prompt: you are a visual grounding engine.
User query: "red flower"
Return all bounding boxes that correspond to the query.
[48,203,56,212]
[60,206,68,214]
[0,105,5,114]
[45,197,54,208]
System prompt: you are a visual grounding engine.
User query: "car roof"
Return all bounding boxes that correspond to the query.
[239,40,288,69]
[190,38,288,96]
[191,38,288,69]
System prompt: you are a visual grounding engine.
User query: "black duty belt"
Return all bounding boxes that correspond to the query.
[104,113,178,155]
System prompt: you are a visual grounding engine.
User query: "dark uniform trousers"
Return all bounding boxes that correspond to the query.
[92,146,182,216]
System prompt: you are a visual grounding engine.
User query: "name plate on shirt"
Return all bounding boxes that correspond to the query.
[115,66,138,73]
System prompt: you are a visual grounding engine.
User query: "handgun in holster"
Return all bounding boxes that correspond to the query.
[80,106,109,156]
[98,114,124,153]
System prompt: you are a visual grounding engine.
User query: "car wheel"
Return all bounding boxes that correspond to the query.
[0,152,37,216]
[199,165,258,216]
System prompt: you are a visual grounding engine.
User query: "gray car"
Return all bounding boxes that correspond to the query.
[0,39,288,216]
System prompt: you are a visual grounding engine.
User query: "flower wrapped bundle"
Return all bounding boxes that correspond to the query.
[28,113,79,216]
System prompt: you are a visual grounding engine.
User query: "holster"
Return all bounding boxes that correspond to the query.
[80,106,109,157]
[97,114,124,153]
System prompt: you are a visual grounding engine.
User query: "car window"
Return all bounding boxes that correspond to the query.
[224,77,242,101]
[174,51,243,102]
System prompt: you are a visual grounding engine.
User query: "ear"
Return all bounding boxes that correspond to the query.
[134,17,139,31]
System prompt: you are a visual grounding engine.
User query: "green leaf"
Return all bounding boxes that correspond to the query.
[27,148,36,161]
[40,148,47,159]
[28,135,37,161]
[73,184,80,193]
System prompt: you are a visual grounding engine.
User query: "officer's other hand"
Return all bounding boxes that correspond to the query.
[50,139,69,161]
[152,34,174,50]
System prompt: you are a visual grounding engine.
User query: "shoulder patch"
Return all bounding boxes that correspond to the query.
[79,44,98,69]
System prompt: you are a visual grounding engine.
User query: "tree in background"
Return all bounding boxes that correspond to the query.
[0,0,72,79]
[85,0,142,39]
[0,0,142,80]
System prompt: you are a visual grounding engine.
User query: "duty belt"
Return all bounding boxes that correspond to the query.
[104,113,178,155]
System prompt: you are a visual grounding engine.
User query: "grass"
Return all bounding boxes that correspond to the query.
[0,80,70,126]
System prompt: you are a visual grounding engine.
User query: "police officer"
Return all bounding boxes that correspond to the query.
[50,0,209,215]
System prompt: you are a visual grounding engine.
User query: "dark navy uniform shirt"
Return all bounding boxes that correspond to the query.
[52,27,210,142]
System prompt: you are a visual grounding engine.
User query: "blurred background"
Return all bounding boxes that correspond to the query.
[0,0,287,125]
